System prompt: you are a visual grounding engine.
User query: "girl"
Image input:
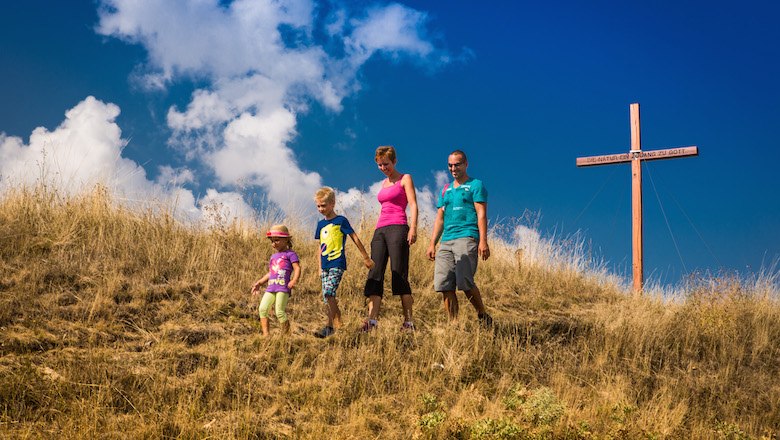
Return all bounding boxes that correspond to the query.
[362,146,419,331]
[251,224,301,336]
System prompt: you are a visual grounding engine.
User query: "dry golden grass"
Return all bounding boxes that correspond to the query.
[1,185,778,439]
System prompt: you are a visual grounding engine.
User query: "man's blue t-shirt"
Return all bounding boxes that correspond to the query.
[437,178,487,242]
[315,215,355,270]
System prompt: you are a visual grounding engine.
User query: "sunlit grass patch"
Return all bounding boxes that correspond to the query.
[0,184,778,439]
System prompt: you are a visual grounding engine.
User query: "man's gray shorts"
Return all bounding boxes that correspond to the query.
[433,237,479,292]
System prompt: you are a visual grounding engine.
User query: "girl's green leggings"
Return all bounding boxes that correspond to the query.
[258,291,289,322]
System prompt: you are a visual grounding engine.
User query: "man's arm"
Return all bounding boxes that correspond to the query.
[475,201,490,261]
[426,207,445,261]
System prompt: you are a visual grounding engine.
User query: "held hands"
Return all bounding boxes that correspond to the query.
[364,256,375,269]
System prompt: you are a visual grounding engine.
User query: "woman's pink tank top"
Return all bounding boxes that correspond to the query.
[376,175,408,228]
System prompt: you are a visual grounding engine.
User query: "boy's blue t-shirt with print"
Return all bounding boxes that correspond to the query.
[315,215,355,270]
[437,178,488,243]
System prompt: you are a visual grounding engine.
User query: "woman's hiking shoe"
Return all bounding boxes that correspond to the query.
[314,326,335,338]
[400,321,415,332]
[478,312,493,328]
[360,319,378,333]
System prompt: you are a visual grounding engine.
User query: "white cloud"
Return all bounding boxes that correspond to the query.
[97,0,449,222]
[0,1,452,232]
[0,96,253,225]
[0,96,138,195]
[167,89,234,132]
[156,165,195,187]
[513,225,542,250]
[336,181,383,226]
[345,3,435,66]
[415,185,438,226]
[97,0,316,83]
[200,188,258,226]
[98,0,335,107]
[325,8,347,37]
[434,170,450,192]
[212,109,322,216]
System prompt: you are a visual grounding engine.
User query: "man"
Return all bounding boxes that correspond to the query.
[426,150,493,325]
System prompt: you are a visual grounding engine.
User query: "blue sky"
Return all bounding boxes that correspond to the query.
[1,0,778,286]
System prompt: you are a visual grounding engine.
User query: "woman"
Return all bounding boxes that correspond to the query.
[362,145,418,331]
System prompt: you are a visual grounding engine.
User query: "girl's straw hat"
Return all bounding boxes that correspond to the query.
[266,224,291,238]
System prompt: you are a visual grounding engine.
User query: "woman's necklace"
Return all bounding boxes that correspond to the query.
[387,172,402,185]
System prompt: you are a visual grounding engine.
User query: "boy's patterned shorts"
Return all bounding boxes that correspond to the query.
[320,267,345,303]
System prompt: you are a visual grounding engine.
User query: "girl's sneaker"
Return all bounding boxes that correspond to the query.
[314,326,335,338]
[360,319,377,333]
[401,321,415,332]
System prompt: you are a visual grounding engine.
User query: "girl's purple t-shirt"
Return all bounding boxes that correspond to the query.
[376,176,408,228]
[266,250,299,294]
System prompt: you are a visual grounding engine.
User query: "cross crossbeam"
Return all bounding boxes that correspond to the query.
[576,146,698,167]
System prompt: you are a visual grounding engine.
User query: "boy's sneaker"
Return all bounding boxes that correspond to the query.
[400,321,415,332]
[314,326,335,338]
[478,312,494,328]
[360,319,377,333]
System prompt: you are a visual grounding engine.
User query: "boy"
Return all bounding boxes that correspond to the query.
[314,187,374,338]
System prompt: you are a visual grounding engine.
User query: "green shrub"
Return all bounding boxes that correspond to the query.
[420,411,447,432]
[470,418,525,440]
[520,387,565,426]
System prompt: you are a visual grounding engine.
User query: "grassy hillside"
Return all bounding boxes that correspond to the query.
[1,186,778,439]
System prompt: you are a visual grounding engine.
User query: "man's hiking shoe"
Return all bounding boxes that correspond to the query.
[400,321,415,332]
[360,319,377,333]
[478,312,493,328]
[314,326,335,338]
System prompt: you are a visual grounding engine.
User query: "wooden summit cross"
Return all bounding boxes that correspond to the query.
[576,103,698,294]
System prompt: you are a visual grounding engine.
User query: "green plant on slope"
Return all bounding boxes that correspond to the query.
[505,386,566,427]
[419,410,447,433]
[470,418,525,440]
[714,421,752,440]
